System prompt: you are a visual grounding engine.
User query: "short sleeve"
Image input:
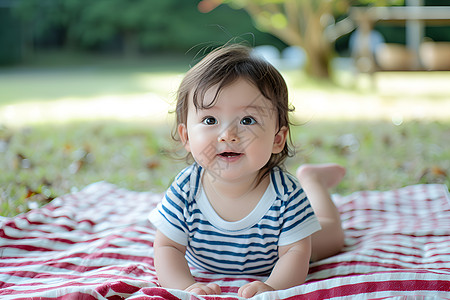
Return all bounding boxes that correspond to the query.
[148,175,191,246]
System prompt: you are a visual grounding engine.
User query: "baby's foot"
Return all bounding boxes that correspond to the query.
[296,163,346,189]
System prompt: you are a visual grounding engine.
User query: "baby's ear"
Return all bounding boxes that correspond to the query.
[272,126,288,154]
[177,123,191,152]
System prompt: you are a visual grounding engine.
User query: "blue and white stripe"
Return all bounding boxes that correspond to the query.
[149,164,321,275]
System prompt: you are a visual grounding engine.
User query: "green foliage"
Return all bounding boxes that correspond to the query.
[11,0,282,56]
[0,8,22,64]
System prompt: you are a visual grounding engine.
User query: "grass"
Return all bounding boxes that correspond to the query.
[1,52,449,217]
[0,121,185,216]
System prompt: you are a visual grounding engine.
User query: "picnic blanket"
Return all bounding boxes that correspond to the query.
[1,182,449,299]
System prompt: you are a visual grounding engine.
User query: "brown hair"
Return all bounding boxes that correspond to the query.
[173,43,295,176]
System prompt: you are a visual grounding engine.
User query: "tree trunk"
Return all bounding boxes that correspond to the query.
[304,46,331,78]
[303,15,332,79]
[243,1,333,79]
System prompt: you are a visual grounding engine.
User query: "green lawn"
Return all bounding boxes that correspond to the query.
[1,53,449,217]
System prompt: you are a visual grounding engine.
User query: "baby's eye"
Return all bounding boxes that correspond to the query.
[202,116,218,125]
[240,116,257,125]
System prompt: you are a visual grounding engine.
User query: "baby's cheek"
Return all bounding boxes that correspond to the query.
[191,144,215,167]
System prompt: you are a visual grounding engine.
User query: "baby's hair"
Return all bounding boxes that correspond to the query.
[173,43,295,176]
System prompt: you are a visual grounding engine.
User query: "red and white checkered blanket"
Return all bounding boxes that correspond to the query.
[1,182,449,299]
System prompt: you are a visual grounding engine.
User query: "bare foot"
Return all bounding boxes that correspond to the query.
[296,163,346,189]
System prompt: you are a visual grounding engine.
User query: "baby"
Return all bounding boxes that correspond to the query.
[149,44,345,298]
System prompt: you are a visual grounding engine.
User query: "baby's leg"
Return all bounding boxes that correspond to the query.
[296,164,346,262]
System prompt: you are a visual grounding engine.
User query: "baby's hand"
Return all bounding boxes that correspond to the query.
[185,282,221,295]
[238,280,275,298]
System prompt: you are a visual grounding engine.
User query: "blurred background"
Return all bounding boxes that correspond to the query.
[1,0,449,216]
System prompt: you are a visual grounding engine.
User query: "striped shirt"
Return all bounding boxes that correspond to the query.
[148,164,321,275]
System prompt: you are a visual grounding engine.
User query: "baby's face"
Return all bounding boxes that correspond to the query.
[178,79,288,183]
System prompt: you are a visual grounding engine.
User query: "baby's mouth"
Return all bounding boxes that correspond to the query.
[218,152,242,158]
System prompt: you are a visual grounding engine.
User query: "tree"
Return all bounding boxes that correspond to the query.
[11,0,282,59]
[13,0,180,57]
[200,0,403,79]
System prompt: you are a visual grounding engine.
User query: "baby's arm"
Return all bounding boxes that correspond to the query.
[238,236,311,298]
[153,230,221,295]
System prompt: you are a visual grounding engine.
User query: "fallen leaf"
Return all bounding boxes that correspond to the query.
[418,166,448,184]
[24,186,55,208]
[146,159,161,170]
[25,188,37,199]
[431,166,447,177]
[69,147,94,174]
[335,134,360,155]
[63,144,74,154]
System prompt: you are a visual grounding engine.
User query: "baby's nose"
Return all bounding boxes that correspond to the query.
[218,125,240,143]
